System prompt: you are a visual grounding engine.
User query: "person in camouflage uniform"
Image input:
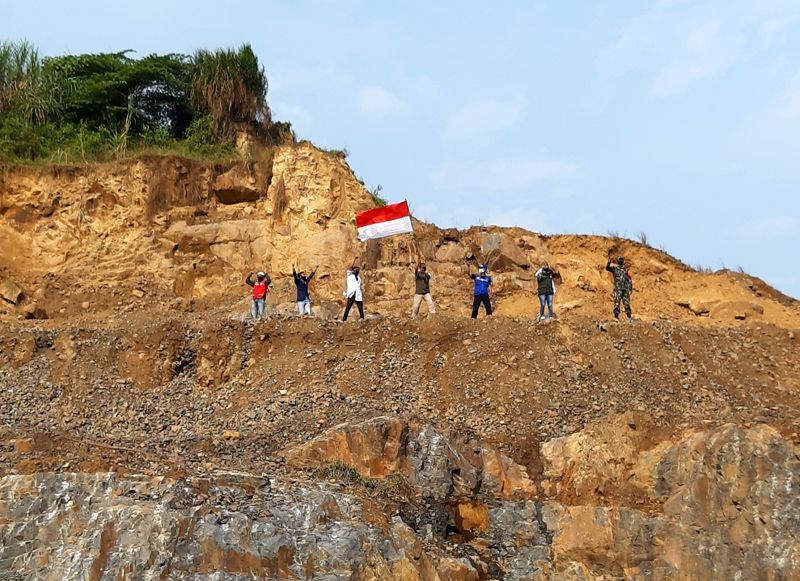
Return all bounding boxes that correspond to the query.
[605,256,632,319]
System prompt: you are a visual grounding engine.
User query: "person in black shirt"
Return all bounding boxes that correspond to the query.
[293,264,318,316]
[411,261,436,319]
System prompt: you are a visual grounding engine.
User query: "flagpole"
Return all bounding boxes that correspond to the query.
[406,198,421,262]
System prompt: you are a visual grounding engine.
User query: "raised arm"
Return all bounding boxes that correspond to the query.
[465,259,472,276]
[605,260,614,273]
[292,264,297,277]
[308,265,319,281]
[245,272,255,287]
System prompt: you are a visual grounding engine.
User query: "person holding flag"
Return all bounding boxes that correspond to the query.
[355,200,414,241]
[350,199,415,321]
[410,259,436,319]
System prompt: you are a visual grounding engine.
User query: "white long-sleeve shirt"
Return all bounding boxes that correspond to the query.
[345,270,363,301]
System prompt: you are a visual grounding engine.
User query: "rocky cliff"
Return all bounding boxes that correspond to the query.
[1,142,797,326]
[1,144,799,579]
[2,417,798,579]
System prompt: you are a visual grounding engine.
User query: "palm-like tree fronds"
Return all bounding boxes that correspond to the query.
[190,44,270,140]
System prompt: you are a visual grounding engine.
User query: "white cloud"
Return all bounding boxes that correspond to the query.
[773,74,800,120]
[359,85,403,119]
[445,94,526,140]
[651,20,735,97]
[431,158,578,192]
[741,215,799,240]
[600,0,800,97]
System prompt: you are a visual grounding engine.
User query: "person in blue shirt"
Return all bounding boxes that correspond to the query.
[468,263,493,318]
[293,263,318,316]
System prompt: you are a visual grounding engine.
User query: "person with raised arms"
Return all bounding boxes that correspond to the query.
[245,270,271,320]
[468,262,493,319]
[293,263,319,316]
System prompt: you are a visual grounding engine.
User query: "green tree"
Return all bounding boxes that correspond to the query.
[45,51,192,137]
[190,44,270,140]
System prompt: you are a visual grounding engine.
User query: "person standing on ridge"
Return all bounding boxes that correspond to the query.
[293,263,318,316]
[605,256,633,320]
[535,262,561,321]
[342,258,364,321]
[411,260,436,319]
[468,262,493,318]
[245,270,271,320]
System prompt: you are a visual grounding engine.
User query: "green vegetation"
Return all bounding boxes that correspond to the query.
[313,461,408,498]
[369,184,388,207]
[320,146,349,159]
[192,44,269,140]
[0,40,293,163]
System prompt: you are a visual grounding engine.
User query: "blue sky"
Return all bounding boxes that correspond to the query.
[6,0,800,297]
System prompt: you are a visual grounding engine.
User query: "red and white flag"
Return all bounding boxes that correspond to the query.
[355,200,413,241]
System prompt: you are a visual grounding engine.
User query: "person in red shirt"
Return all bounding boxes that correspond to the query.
[245,271,271,320]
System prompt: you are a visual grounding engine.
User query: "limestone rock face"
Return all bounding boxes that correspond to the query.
[285,416,537,501]
[0,471,479,580]
[0,418,798,579]
[539,421,800,579]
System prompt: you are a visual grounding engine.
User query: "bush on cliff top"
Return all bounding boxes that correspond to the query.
[0,40,292,163]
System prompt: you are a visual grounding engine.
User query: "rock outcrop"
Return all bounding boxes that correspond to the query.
[286,417,537,502]
[2,417,797,579]
[0,471,479,580]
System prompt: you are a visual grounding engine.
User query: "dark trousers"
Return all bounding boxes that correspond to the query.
[343,296,364,320]
[471,294,492,318]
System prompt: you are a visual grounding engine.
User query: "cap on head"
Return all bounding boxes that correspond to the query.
[617,257,624,265]
[257,271,265,278]
[478,263,488,273]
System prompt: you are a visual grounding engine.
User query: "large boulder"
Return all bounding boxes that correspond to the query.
[0,279,24,305]
[213,164,262,204]
[163,219,273,270]
[480,232,530,271]
[285,416,536,501]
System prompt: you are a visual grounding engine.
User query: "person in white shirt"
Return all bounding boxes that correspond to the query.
[342,258,364,321]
